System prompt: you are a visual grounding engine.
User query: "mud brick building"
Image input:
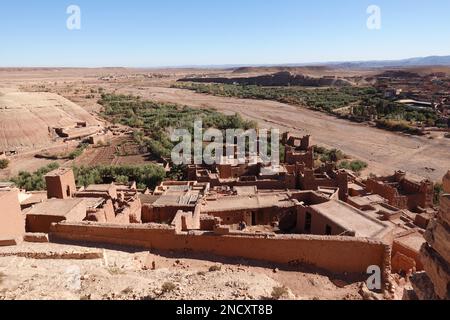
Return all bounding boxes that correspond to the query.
[364,171,434,211]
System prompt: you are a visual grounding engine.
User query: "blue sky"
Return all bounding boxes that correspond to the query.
[1,0,449,67]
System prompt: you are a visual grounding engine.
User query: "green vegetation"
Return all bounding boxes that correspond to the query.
[173,82,366,113]
[11,163,60,191]
[161,282,177,293]
[313,145,368,172]
[314,146,348,163]
[434,183,444,205]
[99,93,257,159]
[107,264,126,275]
[0,159,9,170]
[338,160,368,173]
[208,265,222,272]
[375,119,422,135]
[271,286,289,300]
[68,143,89,160]
[73,164,166,190]
[173,82,445,134]
[9,163,165,191]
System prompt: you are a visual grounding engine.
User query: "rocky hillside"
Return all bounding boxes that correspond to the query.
[0,91,100,151]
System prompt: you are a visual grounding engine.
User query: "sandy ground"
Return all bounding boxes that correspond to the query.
[0,242,367,300]
[115,86,450,181]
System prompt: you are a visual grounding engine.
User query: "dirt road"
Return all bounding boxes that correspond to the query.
[120,86,449,181]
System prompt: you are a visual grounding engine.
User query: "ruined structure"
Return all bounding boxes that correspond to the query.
[364,171,434,211]
[282,133,314,168]
[299,164,349,202]
[188,161,300,190]
[141,181,208,224]
[25,169,142,233]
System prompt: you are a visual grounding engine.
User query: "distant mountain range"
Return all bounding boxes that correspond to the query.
[172,55,450,70]
[324,55,450,69]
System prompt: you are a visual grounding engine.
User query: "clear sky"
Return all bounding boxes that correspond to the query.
[1,0,449,67]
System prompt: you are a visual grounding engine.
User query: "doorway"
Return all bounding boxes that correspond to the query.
[304,212,312,233]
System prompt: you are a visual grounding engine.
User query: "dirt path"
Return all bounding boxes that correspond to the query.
[118,86,449,181]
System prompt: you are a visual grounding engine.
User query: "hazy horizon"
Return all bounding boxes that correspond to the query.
[1,54,450,69]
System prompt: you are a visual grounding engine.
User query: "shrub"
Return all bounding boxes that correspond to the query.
[10,163,60,191]
[161,282,177,293]
[73,164,165,190]
[208,265,222,272]
[271,286,289,300]
[315,146,347,163]
[376,119,422,135]
[434,183,444,205]
[338,160,368,173]
[0,159,9,169]
[68,144,89,160]
[350,160,368,172]
[107,265,125,275]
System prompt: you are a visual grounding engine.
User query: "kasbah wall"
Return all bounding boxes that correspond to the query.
[50,222,391,277]
[0,189,25,243]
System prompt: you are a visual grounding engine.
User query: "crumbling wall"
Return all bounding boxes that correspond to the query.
[403,180,434,210]
[365,179,408,209]
[285,147,314,168]
[86,199,115,223]
[126,197,142,223]
[366,175,434,211]
[141,205,195,224]
[171,210,200,233]
[50,221,390,275]
[392,237,424,273]
[300,169,348,201]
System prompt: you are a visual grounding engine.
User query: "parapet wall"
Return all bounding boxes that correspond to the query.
[49,222,390,276]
